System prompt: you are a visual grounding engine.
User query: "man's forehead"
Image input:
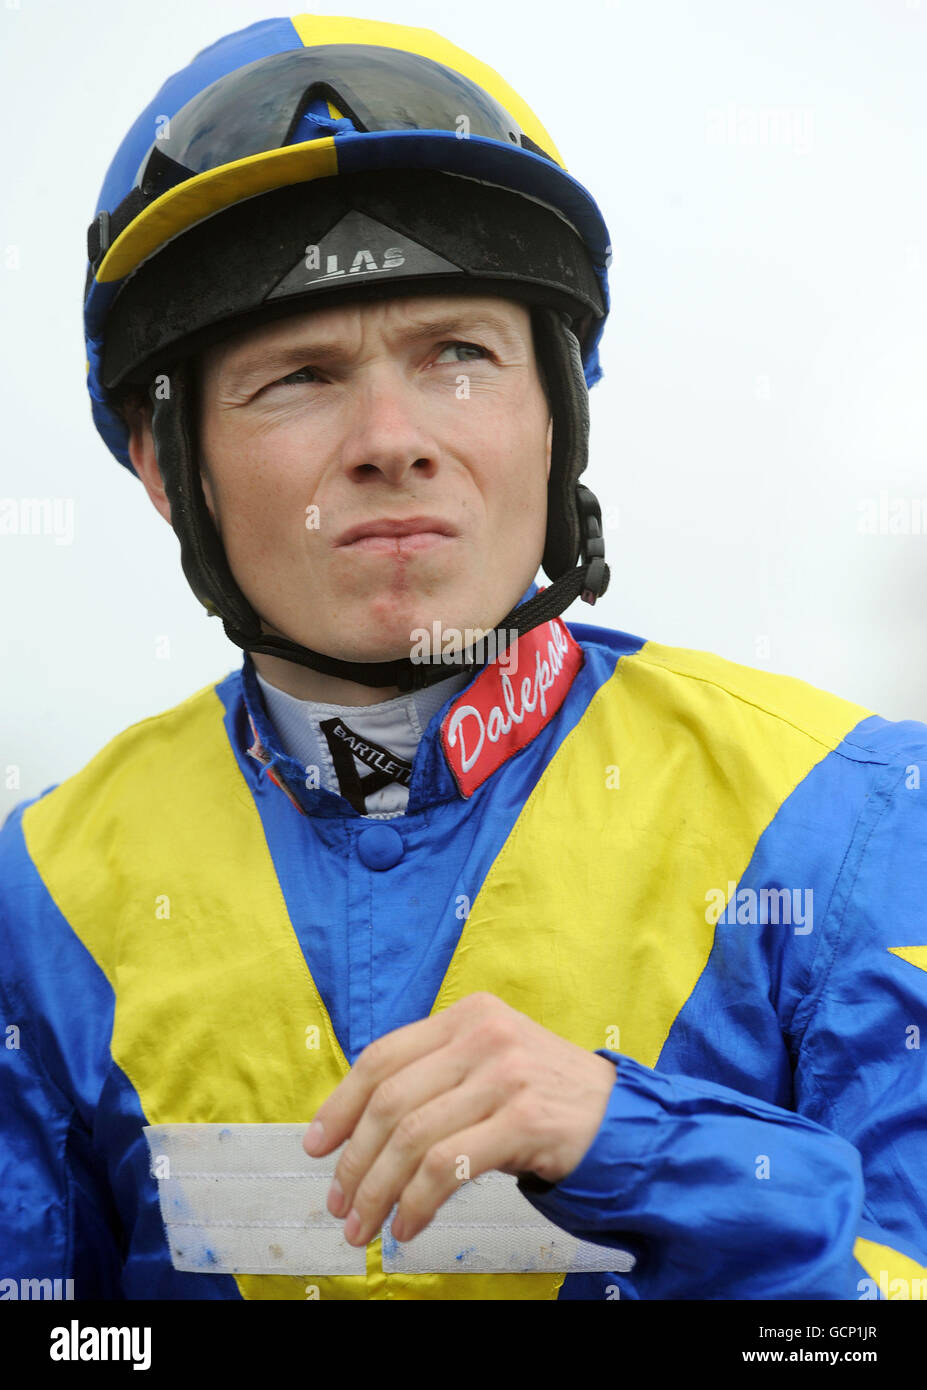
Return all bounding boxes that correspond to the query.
[206,294,532,373]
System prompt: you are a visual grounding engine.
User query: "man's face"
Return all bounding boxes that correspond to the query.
[194,293,552,680]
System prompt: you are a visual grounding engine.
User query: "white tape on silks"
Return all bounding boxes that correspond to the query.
[143,1124,635,1276]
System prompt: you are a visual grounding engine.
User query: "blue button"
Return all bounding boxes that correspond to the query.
[357,825,404,870]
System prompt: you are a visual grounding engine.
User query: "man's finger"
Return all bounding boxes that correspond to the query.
[328,1042,485,1222]
[390,1111,530,1245]
[341,1078,502,1246]
[303,1006,464,1156]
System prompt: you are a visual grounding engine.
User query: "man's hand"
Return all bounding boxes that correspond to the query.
[301,991,618,1247]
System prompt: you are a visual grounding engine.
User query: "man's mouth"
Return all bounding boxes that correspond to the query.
[335,516,459,550]
[342,532,453,553]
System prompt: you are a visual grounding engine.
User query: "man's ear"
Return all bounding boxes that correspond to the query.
[124,393,221,530]
[124,399,172,526]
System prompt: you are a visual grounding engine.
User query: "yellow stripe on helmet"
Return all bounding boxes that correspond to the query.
[96,138,339,284]
[290,13,565,167]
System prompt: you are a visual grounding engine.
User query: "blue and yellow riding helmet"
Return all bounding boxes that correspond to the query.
[84,14,613,689]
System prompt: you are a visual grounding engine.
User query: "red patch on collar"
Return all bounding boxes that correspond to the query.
[245,712,307,817]
[440,617,584,798]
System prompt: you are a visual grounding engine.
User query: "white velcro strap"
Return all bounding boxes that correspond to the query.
[143,1124,634,1276]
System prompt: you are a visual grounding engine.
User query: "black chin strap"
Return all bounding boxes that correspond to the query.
[223,488,607,692]
[150,310,609,693]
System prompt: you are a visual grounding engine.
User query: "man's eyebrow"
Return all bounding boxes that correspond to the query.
[222,312,525,382]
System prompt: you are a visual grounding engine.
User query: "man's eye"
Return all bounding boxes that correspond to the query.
[269,342,487,387]
[275,366,320,386]
[434,341,489,364]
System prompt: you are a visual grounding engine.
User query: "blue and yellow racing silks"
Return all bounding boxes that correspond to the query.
[1,608,926,1301]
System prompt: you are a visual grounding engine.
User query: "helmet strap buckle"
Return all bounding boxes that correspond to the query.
[576,483,608,604]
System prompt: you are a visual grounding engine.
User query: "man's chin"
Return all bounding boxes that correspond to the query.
[258,621,424,666]
[259,587,504,666]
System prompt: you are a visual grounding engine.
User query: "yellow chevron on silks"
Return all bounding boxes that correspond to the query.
[438,641,872,1070]
[21,681,558,1300]
[22,642,872,1299]
[889,946,927,975]
[854,1237,927,1298]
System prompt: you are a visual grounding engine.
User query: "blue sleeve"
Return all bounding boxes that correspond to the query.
[0,801,125,1300]
[0,971,125,1299]
[519,750,927,1300]
[521,1051,871,1299]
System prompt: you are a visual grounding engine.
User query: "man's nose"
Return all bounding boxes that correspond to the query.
[339,366,439,485]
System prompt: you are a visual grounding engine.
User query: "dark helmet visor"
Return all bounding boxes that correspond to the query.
[88,44,556,270]
[150,43,553,176]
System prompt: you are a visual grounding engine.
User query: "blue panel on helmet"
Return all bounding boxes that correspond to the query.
[93,19,304,222]
[86,18,306,473]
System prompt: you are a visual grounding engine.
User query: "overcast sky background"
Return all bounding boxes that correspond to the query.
[1,0,926,819]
